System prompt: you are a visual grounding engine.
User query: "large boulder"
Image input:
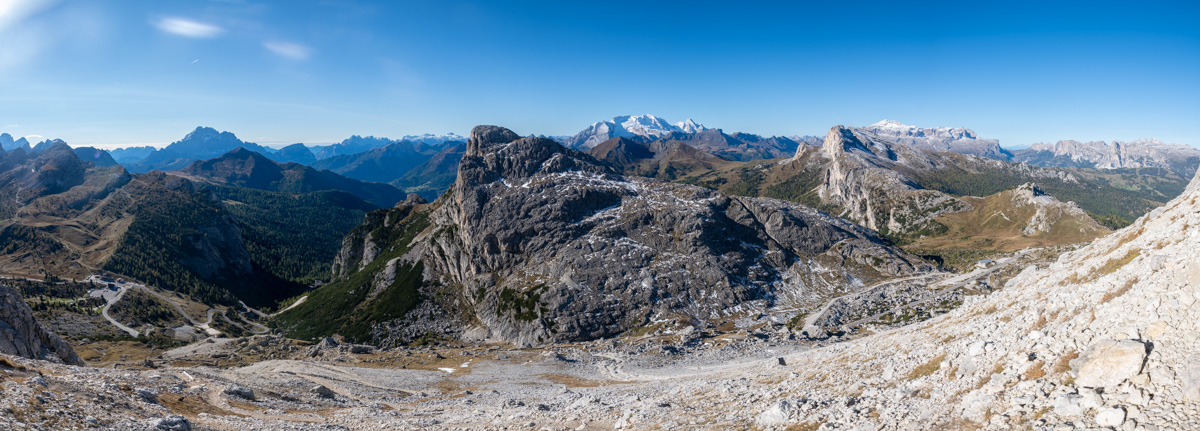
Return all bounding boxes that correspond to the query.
[755,399,799,427]
[1070,339,1147,388]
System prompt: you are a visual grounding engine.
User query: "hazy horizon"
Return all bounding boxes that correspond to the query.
[4,117,1197,152]
[1,1,1197,150]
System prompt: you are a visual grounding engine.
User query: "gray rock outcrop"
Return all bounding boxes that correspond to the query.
[813,125,972,236]
[0,282,84,365]
[331,125,934,346]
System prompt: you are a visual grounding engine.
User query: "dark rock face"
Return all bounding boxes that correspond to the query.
[0,283,84,365]
[337,125,933,346]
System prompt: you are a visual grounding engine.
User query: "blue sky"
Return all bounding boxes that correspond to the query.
[0,1,1197,149]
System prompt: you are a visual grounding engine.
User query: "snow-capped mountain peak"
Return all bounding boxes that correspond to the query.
[614,114,676,136]
[863,119,980,140]
[568,114,706,149]
[869,119,909,129]
[674,118,708,133]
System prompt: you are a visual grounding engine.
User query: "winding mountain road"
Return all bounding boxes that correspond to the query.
[87,274,221,337]
[98,285,140,337]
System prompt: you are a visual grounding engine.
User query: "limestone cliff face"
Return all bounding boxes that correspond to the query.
[0,283,83,366]
[813,126,970,237]
[335,125,934,346]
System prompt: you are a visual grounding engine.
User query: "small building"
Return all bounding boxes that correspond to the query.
[975,259,997,270]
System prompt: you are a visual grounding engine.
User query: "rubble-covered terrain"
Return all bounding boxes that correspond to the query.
[1,143,1198,431]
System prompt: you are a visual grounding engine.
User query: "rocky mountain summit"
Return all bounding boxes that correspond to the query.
[124,126,278,173]
[0,133,33,153]
[812,124,974,237]
[0,283,83,365]
[281,125,934,346]
[1013,138,1200,176]
[1005,182,1100,235]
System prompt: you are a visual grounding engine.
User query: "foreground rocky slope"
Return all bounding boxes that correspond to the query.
[0,283,82,365]
[280,125,934,346]
[738,163,1200,429]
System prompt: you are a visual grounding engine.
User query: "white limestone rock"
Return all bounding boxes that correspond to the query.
[1070,339,1147,388]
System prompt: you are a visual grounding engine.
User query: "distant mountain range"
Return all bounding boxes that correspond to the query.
[310,140,439,184]
[309,135,405,160]
[0,137,399,308]
[0,133,32,152]
[560,114,818,161]
[593,121,1187,247]
[389,142,465,202]
[108,145,156,164]
[7,118,1196,218]
[561,114,710,149]
[123,127,278,173]
[860,120,1012,160]
[1011,138,1200,176]
[268,143,317,165]
[172,148,407,208]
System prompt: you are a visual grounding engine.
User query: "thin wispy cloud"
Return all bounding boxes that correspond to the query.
[0,0,56,34]
[191,59,200,64]
[154,17,223,38]
[264,41,311,60]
